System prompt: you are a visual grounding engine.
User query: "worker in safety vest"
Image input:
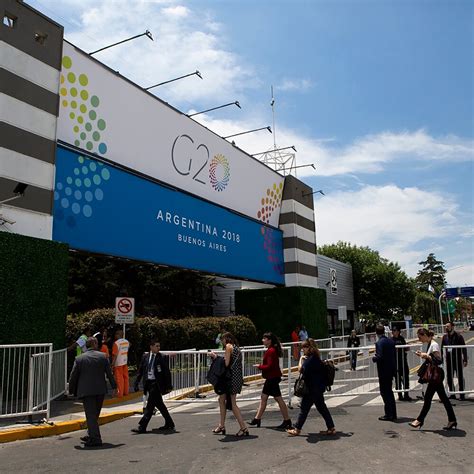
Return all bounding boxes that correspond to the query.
[68,327,92,358]
[112,329,130,398]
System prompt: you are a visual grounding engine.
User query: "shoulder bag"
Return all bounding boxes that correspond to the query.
[293,373,309,397]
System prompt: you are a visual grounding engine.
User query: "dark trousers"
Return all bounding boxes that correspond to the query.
[379,376,397,418]
[446,357,465,393]
[82,394,105,442]
[295,390,334,430]
[417,381,456,423]
[139,381,174,430]
[395,359,410,398]
[350,351,358,370]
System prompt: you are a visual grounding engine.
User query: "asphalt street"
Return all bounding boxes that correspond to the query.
[1,391,473,473]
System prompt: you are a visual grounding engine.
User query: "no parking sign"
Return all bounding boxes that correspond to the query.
[115,297,135,324]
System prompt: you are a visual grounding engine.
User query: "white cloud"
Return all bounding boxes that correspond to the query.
[57,0,256,104]
[314,184,471,279]
[276,78,314,92]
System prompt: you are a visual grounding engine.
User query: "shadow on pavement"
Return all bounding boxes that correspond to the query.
[392,417,413,424]
[422,429,467,438]
[74,443,125,450]
[218,434,258,442]
[305,431,354,444]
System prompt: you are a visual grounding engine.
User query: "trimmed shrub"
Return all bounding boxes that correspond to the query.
[66,309,257,364]
[0,232,68,348]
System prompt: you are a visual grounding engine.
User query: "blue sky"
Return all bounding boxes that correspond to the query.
[30,0,473,285]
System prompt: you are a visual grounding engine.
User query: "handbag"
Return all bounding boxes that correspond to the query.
[293,374,309,397]
[417,361,444,384]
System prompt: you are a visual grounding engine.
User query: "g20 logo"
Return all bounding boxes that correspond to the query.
[171,134,230,191]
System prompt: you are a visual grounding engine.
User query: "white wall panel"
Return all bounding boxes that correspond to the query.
[0,147,54,190]
[0,41,60,93]
[0,206,52,239]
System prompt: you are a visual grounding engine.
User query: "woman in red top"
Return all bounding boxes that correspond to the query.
[249,332,292,429]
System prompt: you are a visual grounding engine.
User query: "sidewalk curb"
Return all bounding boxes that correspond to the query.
[0,409,139,444]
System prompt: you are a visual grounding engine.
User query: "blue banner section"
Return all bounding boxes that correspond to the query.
[53,146,285,284]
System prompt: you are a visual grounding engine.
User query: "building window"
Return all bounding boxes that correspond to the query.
[3,12,17,28]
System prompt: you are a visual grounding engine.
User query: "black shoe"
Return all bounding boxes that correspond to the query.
[83,440,103,447]
[449,395,457,400]
[276,419,292,430]
[404,396,413,402]
[460,395,465,401]
[248,418,261,427]
[378,416,396,421]
[80,435,90,442]
[158,424,175,431]
[131,427,147,434]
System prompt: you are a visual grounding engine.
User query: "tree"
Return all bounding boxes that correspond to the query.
[415,253,446,293]
[68,251,219,317]
[318,241,415,319]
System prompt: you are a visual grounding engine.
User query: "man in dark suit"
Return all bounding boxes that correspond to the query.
[373,324,397,421]
[68,337,117,447]
[132,340,174,433]
[441,321,468,400]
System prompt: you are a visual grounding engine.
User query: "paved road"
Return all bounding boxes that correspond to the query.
[1,392,473,473]
[1,332,472,473]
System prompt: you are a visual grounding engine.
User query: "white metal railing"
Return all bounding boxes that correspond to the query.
[0,343,52,419]
[161,347,294,406]
[30,348,68,417]
[443,345,473,397]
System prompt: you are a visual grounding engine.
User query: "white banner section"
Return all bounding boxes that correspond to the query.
[57,41,284,227]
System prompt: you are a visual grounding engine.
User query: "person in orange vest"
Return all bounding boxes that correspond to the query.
[112,328,130,398]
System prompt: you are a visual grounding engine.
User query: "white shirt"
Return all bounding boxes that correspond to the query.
[147,353,156,380]
[427,340,440,355]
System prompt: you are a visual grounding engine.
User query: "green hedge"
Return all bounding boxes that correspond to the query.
[0,232,68,348]
[66,308,257,364]
[235,286,328,341]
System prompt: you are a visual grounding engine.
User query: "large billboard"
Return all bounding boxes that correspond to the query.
[53,145,285,285]
[57,41,284,228]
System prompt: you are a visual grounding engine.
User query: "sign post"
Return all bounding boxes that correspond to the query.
[338,305,347,337]
[115,297,135,337]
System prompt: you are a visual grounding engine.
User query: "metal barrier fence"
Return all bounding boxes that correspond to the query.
[0,343,52,419]
[29,348,68,418]
[162,347,294,406]
[443,345,473,398]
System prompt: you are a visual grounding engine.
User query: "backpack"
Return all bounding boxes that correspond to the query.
[323,359,337,391]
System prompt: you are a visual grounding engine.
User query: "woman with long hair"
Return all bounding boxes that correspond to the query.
[248,332,292,429]
[409,328,457,430]
[209,332,249,436]
[287,338,336,436]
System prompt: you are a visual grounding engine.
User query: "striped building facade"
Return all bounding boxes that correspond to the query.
[0,0,63,239]
[279,174,318,288]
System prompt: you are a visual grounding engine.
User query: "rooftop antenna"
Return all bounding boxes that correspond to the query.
[253,86,298,176]
[271,85,277,150]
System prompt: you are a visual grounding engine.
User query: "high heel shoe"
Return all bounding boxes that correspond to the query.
[248,418,261,427]
[212,425,226,435]
[408,420,423,429]
[443,421,458,430]
[235,427,249,437]
[276,419,292,430]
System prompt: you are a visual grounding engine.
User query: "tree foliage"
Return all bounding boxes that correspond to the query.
[68,251,219,317]
[415,253,447,293]
[318,241,415,319]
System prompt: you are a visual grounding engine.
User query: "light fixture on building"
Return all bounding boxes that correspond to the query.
[223,126,272,140]
[145,70,202,90]
[89,30,153,56]
[188,101,241,117]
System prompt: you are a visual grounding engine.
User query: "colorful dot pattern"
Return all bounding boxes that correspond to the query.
[54,154,111,228]
[60,55,108,156]
[209,154,230,192]
[261,226,284,275]
[256,182,283,224]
